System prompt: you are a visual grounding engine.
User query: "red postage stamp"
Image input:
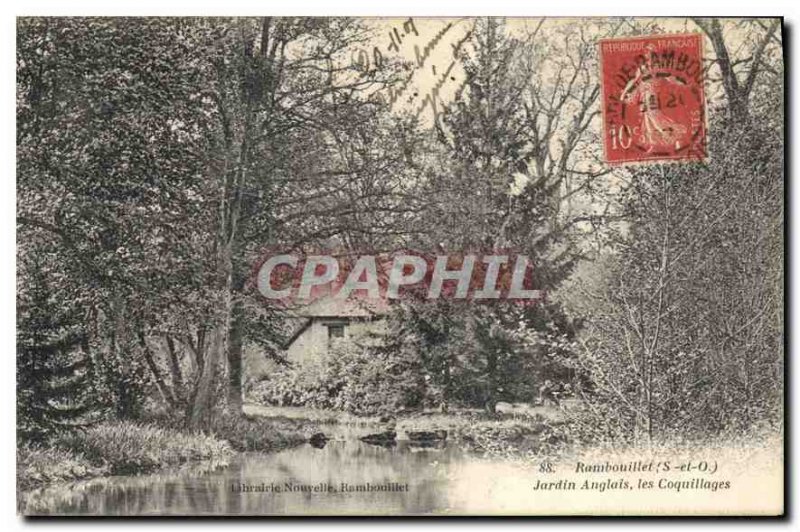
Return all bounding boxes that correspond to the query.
[599,33,707,164]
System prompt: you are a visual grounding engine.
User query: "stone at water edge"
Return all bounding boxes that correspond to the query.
[360,430,397,443]
[308,432,329,448]
[406,430,448,441]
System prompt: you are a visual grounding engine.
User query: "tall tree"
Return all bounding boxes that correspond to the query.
[380,18,609,413]
[17,241,95,441]
[17,17,220,423]
[570,18,783,444]
[191,17,407,422]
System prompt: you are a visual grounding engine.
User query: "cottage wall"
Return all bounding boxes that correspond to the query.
[285,318,383,367]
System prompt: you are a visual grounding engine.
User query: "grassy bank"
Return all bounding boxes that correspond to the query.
[202,413,307,452]
[17,443,109,492]
[18,414,308,492]
[18,421,233,491]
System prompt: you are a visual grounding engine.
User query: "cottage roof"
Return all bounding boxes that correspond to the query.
[287,295,389,318]
[279,295,388,350]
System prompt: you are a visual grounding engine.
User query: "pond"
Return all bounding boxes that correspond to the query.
[19,428,535,516]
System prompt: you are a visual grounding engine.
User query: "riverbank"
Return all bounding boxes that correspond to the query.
[18,404,566,493]
[244,403,571,460]
[397,412,569,459]
[18,414,308,492]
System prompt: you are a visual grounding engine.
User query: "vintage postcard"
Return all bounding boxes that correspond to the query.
[16,16,784,516]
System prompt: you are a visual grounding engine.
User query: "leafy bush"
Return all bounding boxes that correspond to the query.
[249,342,425,416]
[328,343,425,415]
[249,363,342,410]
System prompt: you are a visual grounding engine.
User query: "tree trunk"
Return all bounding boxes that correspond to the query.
[695,18,779,122]
[188,240,234,427]
[227,295,245,415]
[188,323,225,428]
[165,334,184,404]
[485,349,498,415]
[138,331,175,408]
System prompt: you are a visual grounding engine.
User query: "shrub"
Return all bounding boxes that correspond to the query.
[328,343,425,415]
[248,363,342,410]
[248,342,425,416]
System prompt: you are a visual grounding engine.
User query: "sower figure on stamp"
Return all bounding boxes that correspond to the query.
[620,43,688,153]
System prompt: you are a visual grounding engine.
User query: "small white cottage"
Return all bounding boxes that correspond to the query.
[282,296,388,366]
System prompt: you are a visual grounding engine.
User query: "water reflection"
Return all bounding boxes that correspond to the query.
[20,437,482,515]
